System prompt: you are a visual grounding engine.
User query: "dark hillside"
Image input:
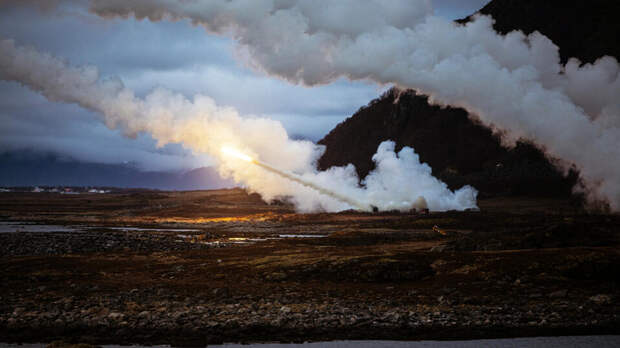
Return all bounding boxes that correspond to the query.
[473,0,620,64]
[318,89,577,197]
[318,0,614,198]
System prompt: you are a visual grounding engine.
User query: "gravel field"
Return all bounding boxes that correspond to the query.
[0,190,618,346]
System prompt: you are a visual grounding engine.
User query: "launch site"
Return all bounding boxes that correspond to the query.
[1,0,619,347]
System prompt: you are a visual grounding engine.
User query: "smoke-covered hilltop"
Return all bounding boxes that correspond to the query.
[318,89,578,198]
[318,0,618,199]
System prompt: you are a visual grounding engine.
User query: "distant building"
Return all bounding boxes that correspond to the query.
[32,186,43,193]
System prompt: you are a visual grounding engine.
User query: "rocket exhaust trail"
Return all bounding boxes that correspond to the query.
[221,147,371,211]
[0,39,476,213]
[253,159,371,211]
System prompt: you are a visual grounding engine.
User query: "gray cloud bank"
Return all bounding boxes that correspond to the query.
[0,2,383,176]
[0,152,232,190]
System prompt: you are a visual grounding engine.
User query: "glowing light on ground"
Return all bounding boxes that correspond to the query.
[221,146,371,211]
[221,146,254,162]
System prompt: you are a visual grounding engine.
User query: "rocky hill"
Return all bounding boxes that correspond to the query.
[318,0,616,198]
[318,89,577,198]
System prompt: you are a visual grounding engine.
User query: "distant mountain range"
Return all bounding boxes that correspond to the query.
[318,0,617,198]
[0,152,233,190]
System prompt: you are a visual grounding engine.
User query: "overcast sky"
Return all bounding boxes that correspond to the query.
[0,0,490,172]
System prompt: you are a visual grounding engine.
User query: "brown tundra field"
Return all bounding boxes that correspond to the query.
[0,189,619,345]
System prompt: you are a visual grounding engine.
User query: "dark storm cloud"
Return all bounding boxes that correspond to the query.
[0,82,209,171]
[0,0,65,12]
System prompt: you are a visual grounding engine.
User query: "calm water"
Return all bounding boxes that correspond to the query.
[2,336,620,347]
[0,222,200,233]
[0,221,80,233]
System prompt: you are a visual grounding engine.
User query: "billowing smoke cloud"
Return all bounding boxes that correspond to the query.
[0,38,477,212]
[82,0,620,210]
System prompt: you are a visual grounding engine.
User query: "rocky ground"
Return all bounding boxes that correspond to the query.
[0,189,619,345]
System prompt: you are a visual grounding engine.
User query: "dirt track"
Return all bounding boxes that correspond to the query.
[0,189,619,345]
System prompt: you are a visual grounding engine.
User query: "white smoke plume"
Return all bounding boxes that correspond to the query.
[0,38,477,212]
[81,0,620,210]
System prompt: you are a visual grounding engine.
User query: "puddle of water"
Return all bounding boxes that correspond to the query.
[0,222,81,233]
[229,237,269,242]
[197,240,228,246]
[278,234,327,238]
[176,235,327,246]
[0,222,203,234]
[104,227,200,232]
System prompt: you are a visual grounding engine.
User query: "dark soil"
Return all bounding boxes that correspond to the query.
[0,189,619,346]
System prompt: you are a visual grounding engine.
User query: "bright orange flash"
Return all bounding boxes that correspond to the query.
[221,146,254,162]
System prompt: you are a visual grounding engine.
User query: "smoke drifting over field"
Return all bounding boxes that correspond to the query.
[0,38,477,212]
[82,0,620,210]
[2,0,620,210]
